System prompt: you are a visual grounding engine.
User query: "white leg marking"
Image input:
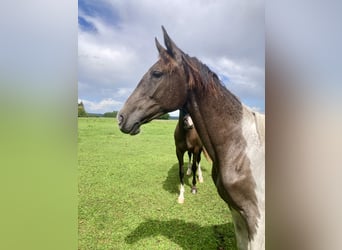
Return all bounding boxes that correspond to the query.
[177,184,185,204]
[197,163,203,183]
[186,159,192,175]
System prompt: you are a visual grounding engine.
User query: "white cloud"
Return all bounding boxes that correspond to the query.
[250,106,263,113]
[78,0,264,113]
[79,98,122,113]
[205,56,264,99]
[78,30,139,86]
[116,88,134,97]
[209,57,263,86]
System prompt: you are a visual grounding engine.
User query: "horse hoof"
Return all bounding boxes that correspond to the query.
[177,197,184,204]
[198,177,204,183]
[186,169,192,176]
[191,187,197,194]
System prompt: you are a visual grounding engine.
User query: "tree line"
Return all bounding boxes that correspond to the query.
[78,102,170,119]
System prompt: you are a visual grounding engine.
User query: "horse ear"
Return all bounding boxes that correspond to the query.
[161,26,183,63]
[155,37,171,62]
[155,37,166,54]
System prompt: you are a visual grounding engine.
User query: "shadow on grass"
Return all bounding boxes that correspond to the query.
[125,219,237,249]
[162,163,209,194]
[162,164,181,194]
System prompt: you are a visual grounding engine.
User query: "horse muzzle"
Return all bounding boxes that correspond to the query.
[117,113,141,135]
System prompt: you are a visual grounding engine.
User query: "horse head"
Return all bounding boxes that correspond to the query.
[183,114,194,130]
[118,26,188,135]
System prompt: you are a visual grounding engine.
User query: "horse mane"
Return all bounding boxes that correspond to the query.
[181,54,223,96]
[181,53,243,122]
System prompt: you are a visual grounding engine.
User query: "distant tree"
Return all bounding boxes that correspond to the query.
[87,113,102,117]
[103,111,118,118]
[78,102,87,117]
[158,113,170,120]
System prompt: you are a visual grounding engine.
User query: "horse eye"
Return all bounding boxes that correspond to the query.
[152,71,163,78]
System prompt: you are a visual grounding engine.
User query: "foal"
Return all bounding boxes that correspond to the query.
[174,110,204,203]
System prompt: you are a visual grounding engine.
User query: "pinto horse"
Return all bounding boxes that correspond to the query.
[118,27,265,250]
[174,109,204,204]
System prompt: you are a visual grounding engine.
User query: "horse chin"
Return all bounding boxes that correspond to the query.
[119,121,141,135]
[129,123,141,135]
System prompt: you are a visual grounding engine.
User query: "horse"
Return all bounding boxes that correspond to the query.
[118,26,265,250]
[174,109,204,204]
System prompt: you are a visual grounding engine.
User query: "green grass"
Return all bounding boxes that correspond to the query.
[78,117,237,249]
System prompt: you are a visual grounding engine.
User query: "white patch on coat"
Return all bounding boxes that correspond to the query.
[197,162,203,183]
[240,105,265,250]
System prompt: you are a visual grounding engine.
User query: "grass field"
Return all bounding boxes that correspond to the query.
[78,117,237,249]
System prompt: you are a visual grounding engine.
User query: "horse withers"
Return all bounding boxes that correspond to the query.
[118,27,265,250]
[174,109,206,204]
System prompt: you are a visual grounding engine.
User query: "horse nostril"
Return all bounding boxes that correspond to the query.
[118,114,124,126]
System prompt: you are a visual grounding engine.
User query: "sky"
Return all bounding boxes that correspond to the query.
[78,0,264,116]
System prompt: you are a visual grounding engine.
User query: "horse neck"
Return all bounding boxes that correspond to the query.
[186,86,244,162]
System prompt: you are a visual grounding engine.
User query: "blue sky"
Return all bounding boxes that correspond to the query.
[78,0,264,115]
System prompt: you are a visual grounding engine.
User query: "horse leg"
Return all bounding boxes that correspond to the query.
[186,151,192,176]
[191,152,198,194]
[230,207,249,250]
[197,149,203,183]
[176,149,185,204]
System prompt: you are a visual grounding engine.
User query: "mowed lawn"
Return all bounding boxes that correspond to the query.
[78,117,237,249]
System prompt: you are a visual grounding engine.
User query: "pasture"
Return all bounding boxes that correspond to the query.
[78,117,237,249]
